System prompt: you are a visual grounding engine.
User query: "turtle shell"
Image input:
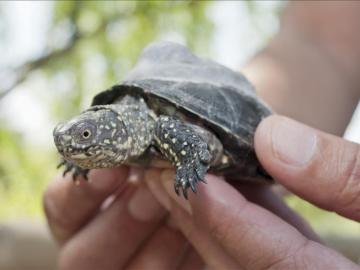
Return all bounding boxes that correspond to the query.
[92,42,272,182]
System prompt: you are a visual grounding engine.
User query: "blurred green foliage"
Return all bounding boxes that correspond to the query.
[0,1,213,220]
[287,195,360,236]
[0,124,56,219]
[48,1,213,118]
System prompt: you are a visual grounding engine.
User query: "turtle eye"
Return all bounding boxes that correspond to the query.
[73,122,96,142]
[82,129,91,139]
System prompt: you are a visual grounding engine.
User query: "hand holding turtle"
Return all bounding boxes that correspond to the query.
[145,115,360,269]
[43,167,206,269]
[44,115,360,269]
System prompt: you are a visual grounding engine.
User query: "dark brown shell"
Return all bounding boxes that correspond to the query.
[92,42,272,182]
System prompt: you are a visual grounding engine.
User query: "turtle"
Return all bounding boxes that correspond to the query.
[53,41,272,198]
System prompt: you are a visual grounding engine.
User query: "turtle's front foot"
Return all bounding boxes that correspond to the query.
[154,116,212,199]
[174,155,209,199]
[57,159,89,182]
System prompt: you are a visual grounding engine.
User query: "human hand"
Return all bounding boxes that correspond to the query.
[43,167,204,269]
[144,115,359,269]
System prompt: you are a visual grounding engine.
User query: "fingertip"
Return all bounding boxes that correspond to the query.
[144,168,172,211]
[88,166,129,192]
[254,115,280,169]
[255,115,319,178]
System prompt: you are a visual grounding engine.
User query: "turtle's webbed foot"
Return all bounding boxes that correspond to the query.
[57,159,89,182]
[154,116,211,199]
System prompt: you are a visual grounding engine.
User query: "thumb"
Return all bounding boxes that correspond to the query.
[255,115,360,221]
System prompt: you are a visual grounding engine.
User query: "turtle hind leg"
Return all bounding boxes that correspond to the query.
[58,159,89,182]
[154,116,212,199]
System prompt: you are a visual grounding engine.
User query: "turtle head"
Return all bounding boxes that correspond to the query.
[53,107,130,168]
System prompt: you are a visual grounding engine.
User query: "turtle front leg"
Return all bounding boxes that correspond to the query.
[154,116,212,198]
[58,159,89,182]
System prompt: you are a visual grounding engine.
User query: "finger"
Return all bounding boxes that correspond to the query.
[43,166,129,244]
[58,183,167,270]
[145,169,240,270]
[255,115,360,221]
[160,171,357,269]
[233,183,320,242]
[125,223,187,270]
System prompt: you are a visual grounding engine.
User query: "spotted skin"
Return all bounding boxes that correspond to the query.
[54,95,215,198]
[154,116,211,198]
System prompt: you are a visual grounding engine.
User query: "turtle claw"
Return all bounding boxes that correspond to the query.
[174,184,181,196]
[57,160,66,169]
[58,159,89,182]
[189,178,197,194]
[183,188,188,200]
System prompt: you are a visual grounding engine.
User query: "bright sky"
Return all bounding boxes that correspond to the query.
[0,1,359,146]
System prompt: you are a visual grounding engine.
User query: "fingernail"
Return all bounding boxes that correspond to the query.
[128,186,164,221]
[272,118,317,166]
[128,167,144,184]
[161,170,192,214]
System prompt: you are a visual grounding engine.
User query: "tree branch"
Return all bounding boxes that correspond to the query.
[0,2,84,100]
[0,32,80,100]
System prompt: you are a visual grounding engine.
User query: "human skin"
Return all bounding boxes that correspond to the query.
[243,1,360,135]
[44,116,360,269]
[44,2,360,269]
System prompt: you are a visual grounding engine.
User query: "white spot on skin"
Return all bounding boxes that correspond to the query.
[183,142,188,146]
[164,134,169,139]
[62,135,72,142]
[221,155,229,164]
[163,144,169,149]
[173,129,177,132]
[172,138,177,143]
[169,123,175,128]
[181,150,186,156]
[104,139,111,144]
[71,153,89,160]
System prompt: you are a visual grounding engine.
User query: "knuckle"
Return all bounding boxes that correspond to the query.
[43,181,77,239]
[58,242,84,270]
[205,202,250,245]
[292,240,314,270]
[333,143,360,215]
[43,181,59,219]
[207,216,233,242]
[254,238,309,270]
